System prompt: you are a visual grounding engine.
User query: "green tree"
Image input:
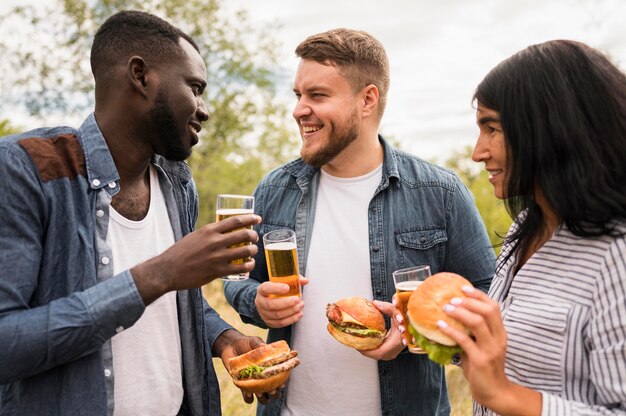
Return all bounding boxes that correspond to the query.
[0,0,299,225]
[0,120,19,137]
[443,146,512,253]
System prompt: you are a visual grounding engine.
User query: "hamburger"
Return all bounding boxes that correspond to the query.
[326,297,387,351]
[227,340,300,394]
[406,272,472,365]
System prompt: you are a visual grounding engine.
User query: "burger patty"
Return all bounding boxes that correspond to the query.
[258,350,298,367]
[258,357,300,378]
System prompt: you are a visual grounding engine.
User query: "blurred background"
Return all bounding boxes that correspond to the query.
[2,0,624,414]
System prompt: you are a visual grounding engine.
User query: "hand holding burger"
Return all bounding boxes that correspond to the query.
[326,297,387,351]
[406,272,472,365]
[227,340,300,394]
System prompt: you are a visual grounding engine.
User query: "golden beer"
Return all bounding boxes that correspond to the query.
[264,241,301,298]
[216,208,254,266]
[395,280,424,353]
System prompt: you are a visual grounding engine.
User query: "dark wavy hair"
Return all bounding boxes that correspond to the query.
[474,40,626,256]
[90,10,198,80]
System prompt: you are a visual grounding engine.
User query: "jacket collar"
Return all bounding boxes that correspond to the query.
[77,113,192,191]
[77,113,120,191]
[283,134,400,183]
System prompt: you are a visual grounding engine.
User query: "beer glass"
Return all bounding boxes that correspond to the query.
[392,265,431,354]
[262,229,301,298]
[216,194,255,281]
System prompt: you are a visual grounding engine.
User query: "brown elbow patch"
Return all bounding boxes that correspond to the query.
[19,134,86,182]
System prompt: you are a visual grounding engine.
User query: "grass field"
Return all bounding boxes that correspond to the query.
[203,280,472,415]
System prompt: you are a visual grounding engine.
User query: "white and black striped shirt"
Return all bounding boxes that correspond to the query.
[476,220,626,416]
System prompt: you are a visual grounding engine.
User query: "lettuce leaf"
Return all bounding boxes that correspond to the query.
[332,323,382,337]
[407,324,461,366]
[238,364,266,379]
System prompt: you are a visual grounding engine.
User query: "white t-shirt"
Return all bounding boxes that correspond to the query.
[283,164,383,416]
[107,166,183,416]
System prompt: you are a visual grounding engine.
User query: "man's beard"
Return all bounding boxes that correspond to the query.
[149,89,191,161]
[301,107,359,168]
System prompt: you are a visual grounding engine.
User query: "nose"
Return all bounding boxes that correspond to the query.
[472,133,489,163]
[197,98,209,123]
[292,97,312,121]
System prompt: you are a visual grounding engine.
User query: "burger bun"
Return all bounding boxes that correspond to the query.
[407,272,472,346]
[227,340,299,394]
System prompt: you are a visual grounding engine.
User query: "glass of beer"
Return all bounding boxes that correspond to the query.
[262,229,301,298]
[392,265,431,353]
[216,194,255,281]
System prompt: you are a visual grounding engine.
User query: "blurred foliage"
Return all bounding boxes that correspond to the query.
[442,145,511,254]
[0,0,299,226]
[0,120,19,137]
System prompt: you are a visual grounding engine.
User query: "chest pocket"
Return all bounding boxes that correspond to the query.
[503,297,571,393]
[394,228,447,270]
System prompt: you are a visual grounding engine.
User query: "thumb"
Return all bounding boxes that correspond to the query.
[372,300,395,317]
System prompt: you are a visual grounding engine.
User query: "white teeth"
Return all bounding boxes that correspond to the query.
[190,125,198,133]
[488,169,502,179]
[303,126,321,133]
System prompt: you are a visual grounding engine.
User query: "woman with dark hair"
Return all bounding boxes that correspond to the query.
[438,40,626,415]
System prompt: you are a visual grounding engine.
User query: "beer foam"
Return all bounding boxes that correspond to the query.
[395,280,422,291]
[216,208,254,215]
[266,241,297,251]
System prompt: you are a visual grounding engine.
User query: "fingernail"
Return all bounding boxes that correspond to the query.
[395,314,403,323]
[450,297,463,305]
[462,285,475,293]
[401,338,407,346]
[392,298,397,307]
[437,320,449,329]
[398,325,405,333]
[443,304,455,312]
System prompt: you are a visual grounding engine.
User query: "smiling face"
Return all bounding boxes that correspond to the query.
[472,104,508,199]
[149,38,209,161]
[292,59,361,168]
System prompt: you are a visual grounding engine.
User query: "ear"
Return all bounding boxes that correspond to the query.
[360,84,379,119]
[127,55,151,98]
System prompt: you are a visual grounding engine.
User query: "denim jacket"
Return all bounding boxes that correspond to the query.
[225,137,496,416]
[0,114,231,416]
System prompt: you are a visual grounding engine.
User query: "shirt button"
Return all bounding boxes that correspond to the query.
[101,256,110,265]
[420,237,427,243]
[376,289,382,296]
[372,246,380,252]
[92,179,101,187]
[104,368,111,377]
[108,182,116,189]
[116,326,124,333]
[96,210,105,218]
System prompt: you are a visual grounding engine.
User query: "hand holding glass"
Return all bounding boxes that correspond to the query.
[216,194,255,281]
[392,265,431,354]
[263,229,302,298]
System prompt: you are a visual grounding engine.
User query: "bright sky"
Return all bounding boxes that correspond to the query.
[3,0,626,161]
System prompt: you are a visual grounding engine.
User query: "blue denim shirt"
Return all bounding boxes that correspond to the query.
[225,137,496,416]
[0,114,231,415]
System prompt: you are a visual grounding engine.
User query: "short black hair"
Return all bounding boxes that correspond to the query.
[90,10,199,79]
[474,40,626,252]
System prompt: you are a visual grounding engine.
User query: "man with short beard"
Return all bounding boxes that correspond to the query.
[0,10,268,416]
[225,29,496,416]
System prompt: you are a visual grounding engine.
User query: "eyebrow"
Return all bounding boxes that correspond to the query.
[477,115,501,125]
[293,85,331,94]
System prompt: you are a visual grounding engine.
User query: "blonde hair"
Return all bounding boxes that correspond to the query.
[295,28,390,117]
